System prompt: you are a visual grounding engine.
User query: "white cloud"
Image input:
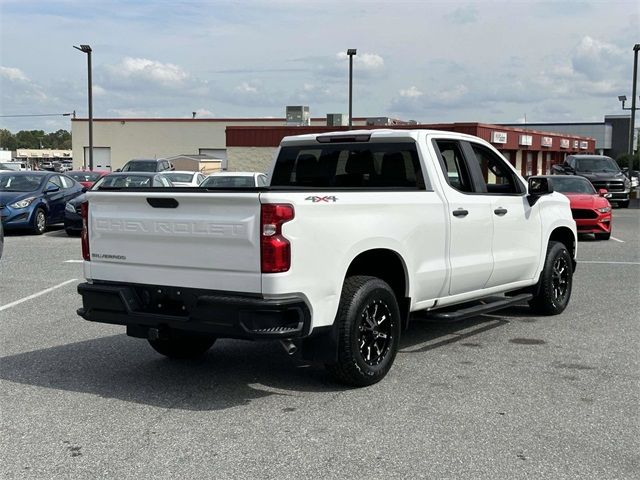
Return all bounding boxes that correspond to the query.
[0,65,48,103]
[399,86,424,98]
[235,82,259,94]
[106,57,189,87]
[336,52,385,72]
[433,84,469,104]
[571,36,624,81]
[444,5,479,24]
[193,108,214,117]
[0,66,29,82]
[93,85,107,96]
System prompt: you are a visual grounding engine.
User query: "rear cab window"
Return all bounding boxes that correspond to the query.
[271,142,427,189]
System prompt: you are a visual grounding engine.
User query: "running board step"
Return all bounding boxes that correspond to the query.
[425,293,533,322]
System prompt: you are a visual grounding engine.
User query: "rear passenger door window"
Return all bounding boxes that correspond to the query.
[432,140,473,192]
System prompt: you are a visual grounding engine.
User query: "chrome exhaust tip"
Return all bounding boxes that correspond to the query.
[279,339,297,355]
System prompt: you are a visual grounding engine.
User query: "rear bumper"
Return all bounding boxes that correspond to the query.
[64,212,82,231]
[77,281,312,340]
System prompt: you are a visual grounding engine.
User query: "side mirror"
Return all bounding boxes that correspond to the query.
[45,184,60,193]
[598,188,608,197]
[527,176,553,206]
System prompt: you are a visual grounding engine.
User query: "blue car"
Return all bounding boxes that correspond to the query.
[0,171,85,235]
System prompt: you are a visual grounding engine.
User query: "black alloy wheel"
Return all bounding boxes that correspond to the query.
[529,241,573,315]
[551,256,570,304]
[326,276,401,387]
[358,300,393,366]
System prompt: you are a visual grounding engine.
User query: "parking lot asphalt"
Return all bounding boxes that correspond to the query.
[1,210,639,480]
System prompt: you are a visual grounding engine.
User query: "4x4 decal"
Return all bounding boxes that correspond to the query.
[305,196,338,203]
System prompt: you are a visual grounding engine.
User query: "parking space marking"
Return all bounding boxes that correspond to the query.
[610,237,625,243]
[580,261,640,265]
[64,260,84,263]
[0,279,78,312]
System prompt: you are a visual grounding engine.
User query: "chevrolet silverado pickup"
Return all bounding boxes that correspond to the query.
[77,129,577,386]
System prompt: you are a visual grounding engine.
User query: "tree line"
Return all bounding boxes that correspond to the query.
[0,129,72,150]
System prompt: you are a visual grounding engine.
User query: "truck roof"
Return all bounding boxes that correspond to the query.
[280,128,482,145]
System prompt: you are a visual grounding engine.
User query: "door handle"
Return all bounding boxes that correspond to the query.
[494,208,508,216]
[452,208,469,217]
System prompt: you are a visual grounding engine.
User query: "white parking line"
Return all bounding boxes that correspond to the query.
[64,260,84,263]
[0,279,78,312]
[580,261,640,265]
[610,237,625,243]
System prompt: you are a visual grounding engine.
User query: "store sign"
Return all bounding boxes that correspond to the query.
[541,136,553,147]
[580,141,589,150]
[519,134,533,146]
[573,140,579,148]
[560,139,570,148]
[492,131,508,144]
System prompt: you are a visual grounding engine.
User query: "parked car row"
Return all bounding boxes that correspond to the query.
[552,154,632,208]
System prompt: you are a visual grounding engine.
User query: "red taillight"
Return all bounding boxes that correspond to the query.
[261,203,294,273]
[81,201,90,261]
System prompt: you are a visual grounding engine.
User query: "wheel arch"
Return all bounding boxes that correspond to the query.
[344,248,411,328]
[548,226,576,270]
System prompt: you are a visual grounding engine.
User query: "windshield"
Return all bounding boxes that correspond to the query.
[201,176,255,188]
[552,177,596,194]
[574,157,620,173]
[164,173,194,183]
[68,172,102,182]
[122,161,157,172]
[0,174,45,192]
[94,175,154,188]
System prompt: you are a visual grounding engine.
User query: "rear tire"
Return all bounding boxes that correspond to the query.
[594,231,611,240]
[148,333,216,359]
[529,241,573,315]
[325,276,401,387]
[65,228,80,237]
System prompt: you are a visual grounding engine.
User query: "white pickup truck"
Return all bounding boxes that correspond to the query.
[77,129,577,386]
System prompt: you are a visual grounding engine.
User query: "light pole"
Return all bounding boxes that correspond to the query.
[347,48,357,128]
[618,44,640,179]
[73,44,93,170]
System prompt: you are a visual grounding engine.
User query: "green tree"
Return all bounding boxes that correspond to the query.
[15,130,46,149]
[616,153,639,171]
[0,129,18,150]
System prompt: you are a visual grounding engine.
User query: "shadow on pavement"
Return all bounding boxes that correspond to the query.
[0,311,516,410]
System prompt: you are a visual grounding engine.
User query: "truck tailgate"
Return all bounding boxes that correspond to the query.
[85,191,262,293]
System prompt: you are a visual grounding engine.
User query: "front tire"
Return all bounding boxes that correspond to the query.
[595,231,611,240]
[32,208,46,235]
[529,241,573,315]
[148,333,216,359]
[325,276,401,387]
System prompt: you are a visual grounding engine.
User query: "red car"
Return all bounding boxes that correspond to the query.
[67,170,109,189]
[550,175,612,240]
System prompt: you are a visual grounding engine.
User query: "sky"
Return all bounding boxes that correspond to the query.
[0,0,638,133]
